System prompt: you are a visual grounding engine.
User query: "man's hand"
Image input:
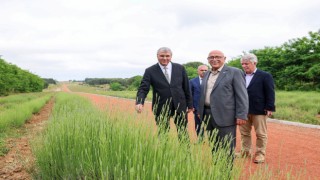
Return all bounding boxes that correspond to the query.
[266,110,273,117]
[187,108,194,113]
[135,104,144,113]
[236,118,247,125]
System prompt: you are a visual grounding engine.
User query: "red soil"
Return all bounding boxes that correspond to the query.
[0,98,54,180]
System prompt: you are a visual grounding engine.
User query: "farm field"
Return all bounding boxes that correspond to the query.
[0,84,319,179]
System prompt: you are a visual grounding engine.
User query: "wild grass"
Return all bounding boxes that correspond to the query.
[67,83,151,100]
[274,91,320,125]
[0,92,54,155]
[33,92,245,179]
[42,84,61,92]
[0,93,53,131]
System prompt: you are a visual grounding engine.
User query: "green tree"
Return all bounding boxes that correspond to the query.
[127,75,142,90]
[110,82,124,91]
[228,30,320,91]
[183,61,206,79]
[227,57,241,69]
[0,58,44,96]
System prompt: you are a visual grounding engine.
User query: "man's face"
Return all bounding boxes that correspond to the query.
[207,50,226,70]
[241,60,256,74]
[198,66,208,78]
[157,51,172,66]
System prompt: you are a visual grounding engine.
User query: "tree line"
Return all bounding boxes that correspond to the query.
[227,30,320,91]
[83,62,205,91]
[0,58,46,96]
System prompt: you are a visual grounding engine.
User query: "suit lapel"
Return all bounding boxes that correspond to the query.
[212,65,228,91]
[202,71,210,94]
[247,69,261,88]
[170,63,177,85]
[196,77,201,86]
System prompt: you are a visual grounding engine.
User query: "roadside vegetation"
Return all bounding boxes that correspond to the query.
[275,91,320,125]
[67,83,151,100]
[0,92,54,155]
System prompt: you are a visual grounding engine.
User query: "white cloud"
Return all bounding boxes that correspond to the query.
[0,0,319,81]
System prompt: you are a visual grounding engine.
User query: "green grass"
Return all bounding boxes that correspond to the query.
[67,83,151,100]
[42,84,61,92]
[33,92,244,179]
[0,92,54,155]
[274,91,320,125]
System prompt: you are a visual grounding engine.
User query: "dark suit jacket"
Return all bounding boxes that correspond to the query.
[246,69,275,115]
[189,77,201,112]
[199,65,249,127]
[136,62,192,116]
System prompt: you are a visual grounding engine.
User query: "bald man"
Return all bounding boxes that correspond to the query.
[198,50,248,156]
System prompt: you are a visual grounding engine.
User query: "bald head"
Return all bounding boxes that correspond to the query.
[207,50,226,70]
[208,50,225,57]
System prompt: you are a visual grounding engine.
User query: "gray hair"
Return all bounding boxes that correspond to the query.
[241,53,258,63]
[157,47,172,55]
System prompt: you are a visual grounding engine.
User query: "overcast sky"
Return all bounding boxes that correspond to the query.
[1,0,319,81]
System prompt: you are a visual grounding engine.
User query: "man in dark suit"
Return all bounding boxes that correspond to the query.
[189,65,208,136]
[239,53,275,164]
[198,50,248,155]
[135,47,193,140]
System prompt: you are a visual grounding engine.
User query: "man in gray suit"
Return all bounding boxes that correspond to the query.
[198,50,248,154]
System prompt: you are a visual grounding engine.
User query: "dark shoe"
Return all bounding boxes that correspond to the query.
[254,154,265,163]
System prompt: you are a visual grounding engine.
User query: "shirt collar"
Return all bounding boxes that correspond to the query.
[210,64,224,74]
[246,68,257,76]
[158,62,172,70]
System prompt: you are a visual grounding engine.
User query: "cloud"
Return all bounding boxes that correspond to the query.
[0,0,319,81]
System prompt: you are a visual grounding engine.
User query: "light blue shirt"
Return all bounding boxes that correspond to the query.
[245,68,257,88]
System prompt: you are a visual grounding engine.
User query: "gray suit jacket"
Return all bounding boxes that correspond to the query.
[199,65,249,127]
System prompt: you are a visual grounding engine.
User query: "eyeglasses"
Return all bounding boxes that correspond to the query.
[207,56,223,60]
[200,70,207,72]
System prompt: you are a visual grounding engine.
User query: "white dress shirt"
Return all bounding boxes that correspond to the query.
[158,62,172,81]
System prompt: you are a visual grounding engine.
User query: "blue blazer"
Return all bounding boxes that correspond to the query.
[246,69,276,115]
[189,77,201,112]
[136,63,193,116]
